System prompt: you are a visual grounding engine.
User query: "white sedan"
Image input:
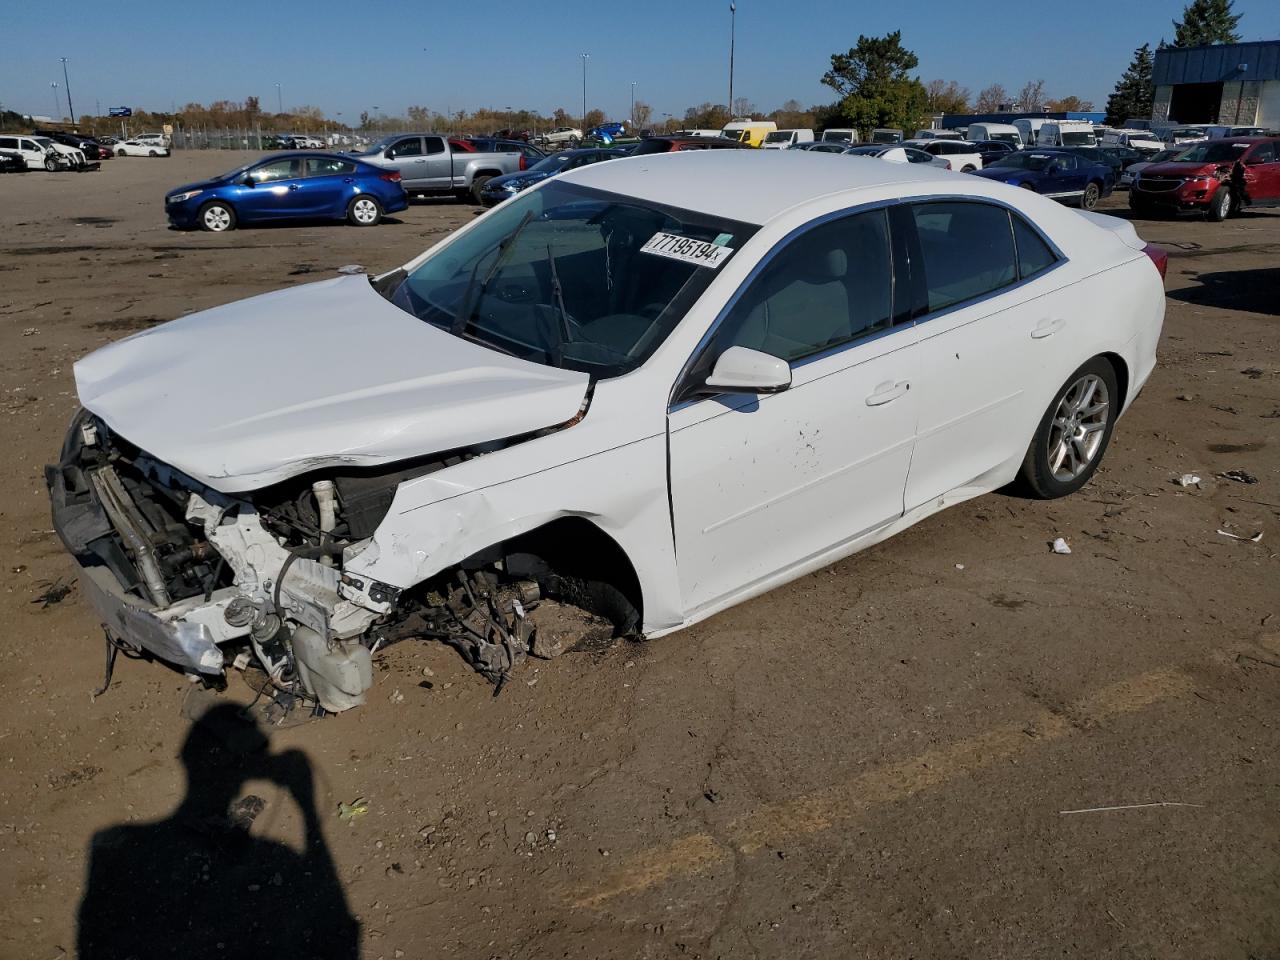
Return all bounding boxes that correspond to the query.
[49,152,1165,712]
[904,138,985,172]
[113,139,170,157]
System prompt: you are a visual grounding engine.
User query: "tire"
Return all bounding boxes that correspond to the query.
[1019,181,1036,190]
[44,156,58,171]
[1206,186,1232,222]
[347,195,382,226]
[197,201,236,233]
[1079,182,1101,210]
[1017,356,1119,499]
[470,176,493,204]
[961,164,977,173]
[148,150,158,157]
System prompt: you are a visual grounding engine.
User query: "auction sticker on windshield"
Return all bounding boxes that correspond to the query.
[641,232,733,268]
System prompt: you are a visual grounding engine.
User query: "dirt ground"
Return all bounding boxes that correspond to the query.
[1,153,1277,960]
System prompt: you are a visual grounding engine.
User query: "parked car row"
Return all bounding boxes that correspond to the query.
[0,134,96,171]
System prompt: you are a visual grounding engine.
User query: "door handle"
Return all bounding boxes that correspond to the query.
[865,380,909,406]
[343,177,354,183]
[413,158,427,163]
[1031,318,1065,339]
[288,183,300,191]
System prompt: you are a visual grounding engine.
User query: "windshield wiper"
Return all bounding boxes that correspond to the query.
[544,242,572,365]
[451,210,535,336]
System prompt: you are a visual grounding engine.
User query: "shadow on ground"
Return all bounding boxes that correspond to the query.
[1167,266,1280,316]
[77,704,359,959]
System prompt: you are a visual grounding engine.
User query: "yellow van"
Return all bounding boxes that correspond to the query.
[720,119,777,148]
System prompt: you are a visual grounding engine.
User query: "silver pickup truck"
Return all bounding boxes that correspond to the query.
[354,134,523,203]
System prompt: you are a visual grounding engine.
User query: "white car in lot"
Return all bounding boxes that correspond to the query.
[903,138,984,172]
[113,139,171,157]
[0,134,62,170]
[48,152,1165,713]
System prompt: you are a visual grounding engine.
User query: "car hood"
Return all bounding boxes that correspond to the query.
[486,170,550,189]
[74,275,591,492]
[1141,160,1220,177]
[970,167,1030,182]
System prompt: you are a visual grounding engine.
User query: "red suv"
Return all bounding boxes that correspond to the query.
[1130,136,1280,221]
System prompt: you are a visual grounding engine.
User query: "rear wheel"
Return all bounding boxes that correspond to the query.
[470,175,493,204]
[198,201,236,232]
[1017,356,1119,499]
[347,195,382,226]
[1079,182,1101,210]
[961,164,977,173]
[1206,185,1232,222]
[44,156,58,171]
[148,149,158,157]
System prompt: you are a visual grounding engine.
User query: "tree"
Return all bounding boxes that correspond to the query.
[1173,0,1241,46]
[683,101,730,129]
[407,105,430,126]
[1104,44,1155,124]
[821,31,929,135]
[583,108,606,129]
[1044,95,1094,111]
[1017,79,1046,111]
[924,79,970,115]
[731,97,758,118]
[974,83,1009,112]
[632,100,653,129]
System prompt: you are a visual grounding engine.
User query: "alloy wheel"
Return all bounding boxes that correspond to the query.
[1047,374,1109,481]
[352,198,379,224]
[203,206,232,231]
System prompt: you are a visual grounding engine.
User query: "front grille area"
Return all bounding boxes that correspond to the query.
[1137,178,1181,192]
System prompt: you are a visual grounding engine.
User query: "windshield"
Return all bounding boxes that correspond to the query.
[991,152,1055,171]
[528,153,577,174]
[764,132,791,144]
[989,133,1019,145]
[1169,128,1205,140]
[1060,132,1096,145]
[844,146,881,156]
[1175,141,1250,163]
[1149,148,1184,163]
[721,129,749,142]
[388,181,758,378]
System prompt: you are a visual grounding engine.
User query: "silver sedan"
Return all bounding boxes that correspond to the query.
[843,144,950,168]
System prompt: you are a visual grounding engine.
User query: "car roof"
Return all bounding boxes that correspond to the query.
[560,150,979,225]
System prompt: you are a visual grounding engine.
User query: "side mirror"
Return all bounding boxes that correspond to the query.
[242,175,256,187]
[704,346,792,395]
[1048,163,1062,174]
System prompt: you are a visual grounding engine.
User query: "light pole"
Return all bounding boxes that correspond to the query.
[581,53,590,130]
[51,82,60,121]
[630,81,637,127]
[60,57,75,123]
[728,2,736,118]
[275,83,283,115]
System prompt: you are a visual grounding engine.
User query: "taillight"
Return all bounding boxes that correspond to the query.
[380,171,401,182]
[1142,243,1168,281]
[518,154,527,171]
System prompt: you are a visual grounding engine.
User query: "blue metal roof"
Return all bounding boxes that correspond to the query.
[1153,40,1280,85]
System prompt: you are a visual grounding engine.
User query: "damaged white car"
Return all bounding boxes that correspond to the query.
[47,152,1166,713]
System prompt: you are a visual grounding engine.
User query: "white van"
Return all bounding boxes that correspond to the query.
[819,128,858,144]
[1037,121,1097,147]
[912,128,963,140]
[0,134,60,170]
[965,122,1023,148]
[1012,118,1049,146]
[1203,125,1267,140]
[761,128,814,149]
[1165,124,1211,145]
[870,128,903,144]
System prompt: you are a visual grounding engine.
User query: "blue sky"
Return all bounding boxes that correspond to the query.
[4,0,1278,122]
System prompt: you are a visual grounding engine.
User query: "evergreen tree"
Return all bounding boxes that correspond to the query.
[1172,0,1242,47]
[821,32,930,134]
[1105,44,1155,124]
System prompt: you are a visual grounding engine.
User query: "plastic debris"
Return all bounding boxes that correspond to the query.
[336,264,366,275]
[1217,529,1263,543]
[1176,474,1202,488]
[337,797,370,823]
[1052,537,1072,555]
[1218,470,1258,485]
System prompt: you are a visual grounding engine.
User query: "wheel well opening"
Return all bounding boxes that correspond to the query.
[1101,352,1130,412]
[466,517,644,634]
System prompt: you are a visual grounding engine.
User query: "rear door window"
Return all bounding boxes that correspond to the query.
[910,202,1018,312]
[306,157,356,176]
[423,137,446,155]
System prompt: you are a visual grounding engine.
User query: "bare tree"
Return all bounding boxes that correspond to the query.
[925,79,971,114]
[974,83,1009,112]
[1017,79,1046,111]
[1044,95,1095,111]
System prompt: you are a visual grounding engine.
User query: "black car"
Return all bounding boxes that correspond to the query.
[0,152,26,173]
[969,139,1017,167]
[1053,146,1133,178]
[34,129,107,161]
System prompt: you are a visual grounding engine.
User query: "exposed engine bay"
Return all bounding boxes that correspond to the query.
[46,411,628,715]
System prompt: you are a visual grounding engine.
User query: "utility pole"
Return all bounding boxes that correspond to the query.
[630,81,637,127]
[275,83,283,115]
[581,53,590,130]
[728,2,736,118]
[60,58,75,123]
[51,82,60,121]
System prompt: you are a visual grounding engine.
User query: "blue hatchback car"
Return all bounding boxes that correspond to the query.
[165,152,408,232]
[970,149,1114,210]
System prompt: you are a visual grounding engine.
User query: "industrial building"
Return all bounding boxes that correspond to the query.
[1152,39,1280,127]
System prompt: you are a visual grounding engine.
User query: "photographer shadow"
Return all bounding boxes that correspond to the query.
[77,703,359,959]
